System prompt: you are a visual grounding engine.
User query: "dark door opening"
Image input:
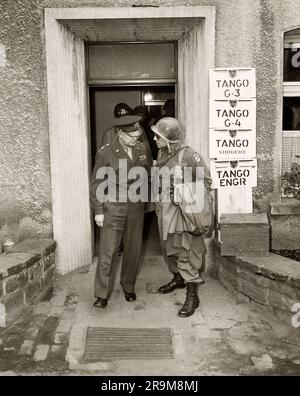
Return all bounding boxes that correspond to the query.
[89,84,176,257]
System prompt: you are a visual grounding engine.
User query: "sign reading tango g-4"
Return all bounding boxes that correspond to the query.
[209,99,256,130]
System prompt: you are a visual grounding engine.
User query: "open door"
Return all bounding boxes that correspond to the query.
[89,84,175,257]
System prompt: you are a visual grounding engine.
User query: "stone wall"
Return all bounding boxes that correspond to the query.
[215,242,300,323]
[0,239,56,322]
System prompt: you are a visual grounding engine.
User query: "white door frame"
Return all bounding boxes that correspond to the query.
[44,6,215,274]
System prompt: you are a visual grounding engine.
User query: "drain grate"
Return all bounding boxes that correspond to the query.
[84,327,174,361]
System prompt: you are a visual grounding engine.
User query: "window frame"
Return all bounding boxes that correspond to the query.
[283,33,300,134]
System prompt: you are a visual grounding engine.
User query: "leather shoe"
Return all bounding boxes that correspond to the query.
[124,291,136,302]
[93,297,107,308]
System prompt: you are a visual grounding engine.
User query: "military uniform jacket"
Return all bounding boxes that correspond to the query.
[90,138,151,215]
[156,144,212,254]
[157,144,211,188]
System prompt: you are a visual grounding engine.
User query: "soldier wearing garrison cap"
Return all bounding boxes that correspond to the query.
[90,115,152,309]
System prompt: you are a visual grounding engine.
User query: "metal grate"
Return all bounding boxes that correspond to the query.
[84,327,174,361]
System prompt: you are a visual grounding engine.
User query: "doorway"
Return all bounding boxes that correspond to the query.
[88,40,176,258]
[45,6,215,274]
[89,82,176,257]
[89,85,176,159]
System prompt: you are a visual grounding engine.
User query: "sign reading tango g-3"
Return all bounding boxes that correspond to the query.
[209,68,256,99]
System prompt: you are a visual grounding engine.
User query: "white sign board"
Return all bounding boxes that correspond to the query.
[209,128,256,159]
[210,68,256,99]
[209,99,256,130]
[210,158,257,189]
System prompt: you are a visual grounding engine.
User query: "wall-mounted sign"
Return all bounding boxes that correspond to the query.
[210,158,257,189]
[209,68,256,99]
[209,128,256,159]
[209,66,257,222]
[209,99,256,130]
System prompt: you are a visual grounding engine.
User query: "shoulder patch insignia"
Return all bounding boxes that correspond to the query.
[193,153,201,163]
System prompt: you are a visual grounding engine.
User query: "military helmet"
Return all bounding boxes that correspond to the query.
[133,105,148,121]
[163,98,175,110]
[114,103,132,118]
[151,117,181,143]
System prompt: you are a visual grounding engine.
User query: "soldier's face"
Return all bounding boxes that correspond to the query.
[154,134,168,149]
[119,130,141,147]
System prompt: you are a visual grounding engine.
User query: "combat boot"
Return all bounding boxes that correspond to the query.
[178,282,200,317]
[158,272,186,294]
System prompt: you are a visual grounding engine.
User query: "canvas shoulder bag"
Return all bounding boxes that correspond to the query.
[175,148,214,238]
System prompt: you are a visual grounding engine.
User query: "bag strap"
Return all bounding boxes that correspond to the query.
[158,146,189,168]
[178,146,187,164]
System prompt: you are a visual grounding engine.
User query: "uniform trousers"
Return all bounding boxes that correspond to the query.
[160,238,206,284]
[94,202,145,299]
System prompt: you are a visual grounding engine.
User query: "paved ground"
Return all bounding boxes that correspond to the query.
[0,251,300,376]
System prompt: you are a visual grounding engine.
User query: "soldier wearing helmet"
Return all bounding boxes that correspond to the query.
[114,103,132,118]
[99,103,133,149]
[151,117,212,318]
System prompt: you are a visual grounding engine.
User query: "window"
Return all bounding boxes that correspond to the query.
[282,29,300,175]
[88,43,176,84]
[283,29,300,131]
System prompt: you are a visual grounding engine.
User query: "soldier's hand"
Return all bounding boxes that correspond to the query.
[95,214,104,227]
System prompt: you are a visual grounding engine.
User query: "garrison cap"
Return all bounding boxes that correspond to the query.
[114,115,142,133]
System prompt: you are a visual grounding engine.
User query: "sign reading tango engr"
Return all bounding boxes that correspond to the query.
[210,159,257,189]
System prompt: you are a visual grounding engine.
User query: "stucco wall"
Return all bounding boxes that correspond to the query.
[1,0,300,241]
[0,0,51,243]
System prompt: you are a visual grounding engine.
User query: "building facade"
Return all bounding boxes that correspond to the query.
[0,0,300,274]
